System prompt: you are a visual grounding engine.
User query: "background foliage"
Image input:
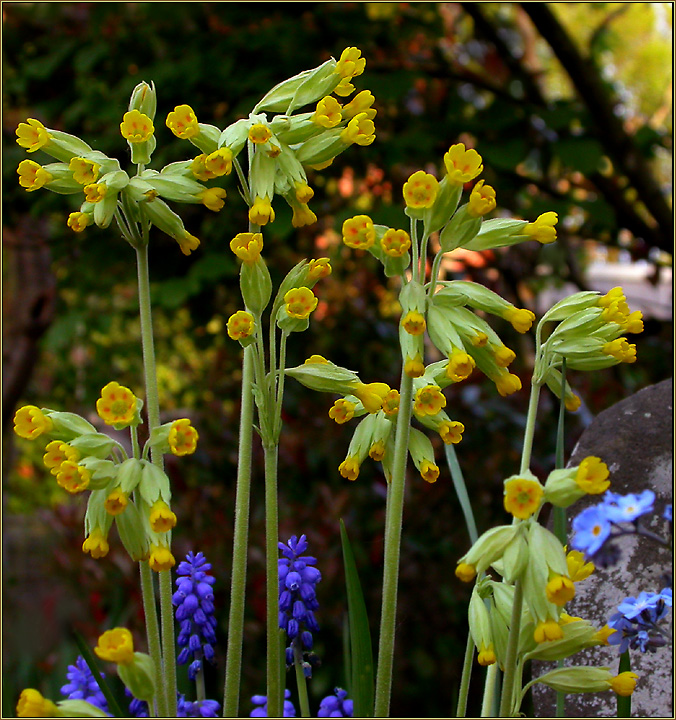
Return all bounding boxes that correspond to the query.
[3,3,672,717]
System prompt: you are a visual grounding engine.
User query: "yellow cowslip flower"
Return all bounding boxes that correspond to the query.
[503,306,536,333]
[84,182,107,203]
[477,642,497,666]
[149,499,177,533]
[343,90,376,120]
[593,623,615,645]
[420,460,439,483]
[230,232,264,264]
[56,461,91,493]
[438,420,464,445]
[43,440,80,475]
[609,671,639,697]
[566,549,595,582]
[190,154,216,181]
[227,311,255,341]
[120,109,154,143]
[342,215,375,249]
[308,258,332,281]
[495,372,522,397]
[336,46,366,79]
[168,418,199,456]
[523,211,558,244]
[545,574,576,606]
[17,159,53,191]
[351,382,391,413]
[534,619,564,643]
[69,156,100,184]
[305,354,329,364]
[382,389,400,416]
[248,123,272,144]
[249,196,275,225]
[575,456,610,494]
[178,231,200,256]
[104,489,129,516]
[445,351,475,382]
[503,477,543,519]
[414,385,446,417]
[205,147,233,177]
[149,543,176,572]
[402,310,426,336]
[602,338,637,364]
[558,612,584,625]
[95,627,134,665]
[284,287,318,320]
[471,332,488,347]
[16,689,58,718]
[339,456,360,481]
[381,228,411,257]
[13,405,52,440]
[294,182,314,204]
[369,440,386,461]
[15,118,51,153]
[334,77,356,97]
[404,354,425,378]
[83,528,109,559]
[329,398,356,424]
[444,143,483,185]
[67,211,92,233]
[96,381,137,427]
[292,203,317,228]
[313,96,343,128]
[402,170,439,209]
[468,179,496,217]
[455,562,477,583]
[493,346,516,368]
[166,104,200,139]
[623,310,644,334]
[601,299,630,326]
[199,187,227,212]
[565,393,581,412]
[340,112,375,146]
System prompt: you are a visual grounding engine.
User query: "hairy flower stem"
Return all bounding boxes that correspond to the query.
[498,578,524,717]
[139,561,164,718]
[223,346,255,717]
[293,642,311,718]
[520,380,542,475]
[480,663,499,717]
[373,369,414,717]
[135,243,177,716]
[456,633,475,717]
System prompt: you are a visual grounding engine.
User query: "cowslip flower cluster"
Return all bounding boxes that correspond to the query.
[250,689,297,717]
[607,588,672,653]
[173,551,217,679]
[12,384,198,569]
[317,688,354,717]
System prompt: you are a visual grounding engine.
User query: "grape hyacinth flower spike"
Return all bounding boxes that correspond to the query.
[250,689,297,717]
[318,687,354,717]
[172,551,217,679]
[60,656,110,714]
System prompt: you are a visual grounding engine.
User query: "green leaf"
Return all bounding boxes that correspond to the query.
[340,519,374,718]
[616,651,632,718]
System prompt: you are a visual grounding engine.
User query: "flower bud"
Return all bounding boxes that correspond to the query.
[116,499,149,562]
[438,204,482,253]
[117,652,156,703]
[139,460,172,506]
[285,359,360,394]
[128,81,157,122]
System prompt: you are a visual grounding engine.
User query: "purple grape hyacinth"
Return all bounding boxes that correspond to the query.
[60,655,110,714]
[172,551,217,680]
[250,689,297,717]
[127,688,220,718]
[318,688,354,717]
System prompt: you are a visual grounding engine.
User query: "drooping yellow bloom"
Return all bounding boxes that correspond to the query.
[230,232,264,263]
[17,159,53,191]
[340,112,375,146]
[575,456,610,494]
[477,642,497,666]
[13,405,53,440]
[493,346,516,368]
[534,619,564,643]
[444,143,483,185]
[351,382,391,413]
[56,461,91,493]
[313,96,343,128]
[468,180,496,217]
[292,204,317,228]
[414,385,447,417]
[339,456,361,481]
[200,187,227,212]
[381,228,411,257]
[381,389,400,416]
[95,627,135,665]
[523,211,558,244]
[191,154,215,181]
[602,338,637,364]
[471,332,488,347]
[495,373,522,397]
[120,109,154,143]
[438,420,464,445]
[166,104,200,139]
[565,394,581,412]
[609,672,639,697]
[503,307,536,333]
[404,354,426,378]
[336,47,366,79]
[305,354,329,364]
[368,440,385,462]
[16,689,58,717]
[15,118,51,153]
[284,287,318,319]
[545,574,576,606]
[248,123,272,144]
[43,440,80,475]
[402,310,426,336]
[334,77,356,97]
[82,528,109,559]
[566,549,595,582]
[503,477,543,519]
[168,418,199,456]
[295,182,314,204]
[69,156,100,184]
[104,489,129,516]
[249,196,275,225]
[402,170,439,209]
[67,211,91,233]
[593,623,615,645]
[455,562,477,583]
[84,182,107,203]
[178,232,200,256]
[343,90,376,120]
[307,258,332,281]
[227,311,255,341]
[149,499,177,533]
[329,398,356,424]
[342,215,375,249]
[149,543,176,572]
[623,310,644,334]
[205,147,233,177]
[96,381,138,427]
[420,460,439,483]
[445,351,475,382]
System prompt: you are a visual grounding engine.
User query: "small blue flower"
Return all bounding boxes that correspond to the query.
[250,689,296,717]
[617,591,664,621]
[318,688,354,717]
[603,490,655,523]
[173,551,217,680]
[664,504,672,523]
[60,656,110,714]
[659,587,672,607]
[571,505,612,557]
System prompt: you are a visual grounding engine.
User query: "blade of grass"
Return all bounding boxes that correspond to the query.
[339,519,374,717]
[72,630,125,718]
[444,444,479,545]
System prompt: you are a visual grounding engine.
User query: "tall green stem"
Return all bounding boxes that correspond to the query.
[139,561,164,718]
[456,633,475,717]
[480,663,499,717]
[498,578,524,717]
[373,369,414,717]
[520,381,542,474]
[223,346,256,717]
[293,642,311,718]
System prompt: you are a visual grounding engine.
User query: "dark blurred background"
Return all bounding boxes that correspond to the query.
[3,3,672,717]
